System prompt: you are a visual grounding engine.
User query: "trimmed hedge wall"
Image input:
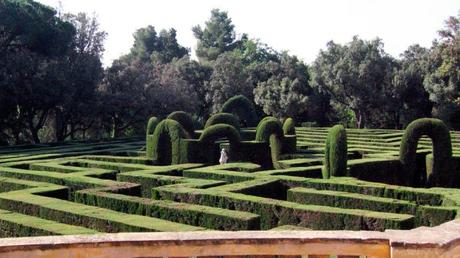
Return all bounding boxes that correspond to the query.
[221,95,258,127]
[146,116,159,159]
[399,118,452,187]
[255,117,284,168]
[166,111,195,137]
[151,119,189,165]
[205,112,241,131]
[323,125,347,179]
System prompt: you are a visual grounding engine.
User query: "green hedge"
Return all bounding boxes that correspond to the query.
[166,111,195,137]
[323,125,348,179]
[221,95,258,127]
[199,124,241,162]
[400,118,452,187]
[283,118,296,135]
[75,188,260,230]
[151,119,189,165]
[205,112,241,131]
[145,117,158,160]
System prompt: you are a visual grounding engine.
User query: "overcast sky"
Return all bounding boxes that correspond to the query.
[37,0,460,67]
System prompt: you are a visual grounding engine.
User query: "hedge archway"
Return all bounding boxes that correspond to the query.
[151,119,189,165]
[283,117,296,135]
[199,124,241,163]
[205,113,241,131]
[399,118,452,187]
[166,111,195,137]
[221,95,258,127]
[255,117,284,168]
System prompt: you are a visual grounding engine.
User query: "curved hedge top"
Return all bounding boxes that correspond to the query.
[146,116,159,136]
[399,118,452,187]
[166,111,195,137]
[283,118,296,135]
[151,119,189,165]
[199,124,241,146]
[323,124,347,179]
[255,117,284,142]
[221,95,258,127]
[205,113,241,131]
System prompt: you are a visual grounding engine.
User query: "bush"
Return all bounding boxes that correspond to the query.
[255,117,285,168]
[205,113,241,131]
[166,111,195,137]
[323,125,347,179]
[221,95,258,127]
[283,118,296,135]
[151,119,189,165]
[146,117,159,159]
[400,118,452,187]
[255,117,284,142]
[199,124,241,162]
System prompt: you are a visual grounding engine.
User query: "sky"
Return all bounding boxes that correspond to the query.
[37,0,460,67]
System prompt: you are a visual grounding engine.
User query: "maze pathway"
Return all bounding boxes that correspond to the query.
[0,129,459,237]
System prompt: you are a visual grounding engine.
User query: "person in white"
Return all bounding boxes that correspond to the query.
[219,148,228,164]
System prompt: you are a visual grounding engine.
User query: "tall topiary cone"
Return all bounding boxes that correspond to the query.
[323,124,347,179]
[399,118,452,187]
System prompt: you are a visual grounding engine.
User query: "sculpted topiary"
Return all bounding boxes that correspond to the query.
[166,111,195,137]
[221,95,258,127]
[151,119,189,165]
[146,116,159,159]
[283,118,296,135]
[323,125,347,179]
[199,123,241,162]
[205,113,241,131]
[400,118,452,187]
[255,117,284,168]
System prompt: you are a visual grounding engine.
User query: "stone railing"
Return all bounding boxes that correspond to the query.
[1,219,459,258]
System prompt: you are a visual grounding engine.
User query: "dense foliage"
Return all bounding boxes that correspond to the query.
[0,1,459,144]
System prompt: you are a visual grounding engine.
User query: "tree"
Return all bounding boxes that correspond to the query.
[0,0,75,143]
[99,60,150,138]
[253,52,311,119]
[424,12,460,129]
[393,45,432,128]
[205,51,252,112]
[193,9,241,63]
[51,12,107,142]
[127,26,188,64]
[311,37,396,128]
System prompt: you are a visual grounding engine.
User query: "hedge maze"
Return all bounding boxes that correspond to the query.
[1,114,460,238]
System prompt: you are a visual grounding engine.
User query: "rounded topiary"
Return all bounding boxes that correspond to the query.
[166,111,195,137]
[204,113,241,131]
[255,117,284,168]
[400,118,452,187]
[199,123,242,162]
[283,117,296,135]
[146,116,159,159]
[255,117,284,142]
[151,119,189,165]
[323,125,347,179]
[221,95,258,127]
